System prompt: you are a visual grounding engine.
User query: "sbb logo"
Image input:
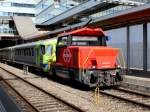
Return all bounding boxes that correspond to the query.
[63,49,71,63]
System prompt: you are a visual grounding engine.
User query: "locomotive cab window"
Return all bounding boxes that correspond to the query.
[71,36,107,46]
[57,36,70,46]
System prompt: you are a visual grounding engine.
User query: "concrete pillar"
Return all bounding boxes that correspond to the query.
[127,26,130,71]
[143,23,147,71]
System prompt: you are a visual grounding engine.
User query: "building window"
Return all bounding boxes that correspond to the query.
[13,13,35,17]
[129,24,143,69]
[12,3,35,8]
[106,27,127,68]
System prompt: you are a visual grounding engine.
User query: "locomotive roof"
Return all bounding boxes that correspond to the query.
[59,27,105,37]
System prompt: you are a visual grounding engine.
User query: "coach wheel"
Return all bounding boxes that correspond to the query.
[52,68,56,76]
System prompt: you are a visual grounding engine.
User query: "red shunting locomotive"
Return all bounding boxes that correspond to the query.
[54,27,123,87]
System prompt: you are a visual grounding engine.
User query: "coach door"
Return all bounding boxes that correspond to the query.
[40,45,45,65]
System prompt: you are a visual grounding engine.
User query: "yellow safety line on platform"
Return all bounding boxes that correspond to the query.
[95,86,100,106]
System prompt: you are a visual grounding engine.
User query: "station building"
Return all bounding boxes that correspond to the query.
[0,0,36,48]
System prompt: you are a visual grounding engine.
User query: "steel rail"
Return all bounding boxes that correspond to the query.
[117,87,150,97]
[100,88,150,109]
[0,67,85,112]
[0,76,39,112]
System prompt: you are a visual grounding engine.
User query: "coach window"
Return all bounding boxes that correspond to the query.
[28,49,30,56]
[24,49,26,56]
[16,50,17,55]
[27,48,29,56]
[26,49,27,56]
[18,49,20,55]
[26,49,28,56]
[17,50,18,55]
[29,48,31,56]
[15,50,17,55]
[24,49,25,56]
[31,48,34,56]
[40,45,45,55]
[23,49,24,56]
[22,50,23,56]
[46,46,52,55]
[32,48,34,56]
[27,49,29,56]
[19,49,21,55]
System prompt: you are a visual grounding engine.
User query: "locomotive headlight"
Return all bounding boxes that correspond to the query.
[117,65,120,68]
[92,66,96,69]
[111,70,116,76]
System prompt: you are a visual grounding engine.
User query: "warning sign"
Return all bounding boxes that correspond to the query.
[63,49,71,63]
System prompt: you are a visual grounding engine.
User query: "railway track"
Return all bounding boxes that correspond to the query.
[0,67,85,112]
[0,63,150,112]
[100,87,150,108]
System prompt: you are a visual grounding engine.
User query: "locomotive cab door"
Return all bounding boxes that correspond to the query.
[55,35,72,78]
[56,35,71,62]
[35,45,45,66]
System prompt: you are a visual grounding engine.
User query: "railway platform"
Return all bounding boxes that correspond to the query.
[122,75,150,94]
[0,85,21,112]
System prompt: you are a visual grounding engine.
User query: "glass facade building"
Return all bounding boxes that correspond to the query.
[0,19,17,35]
[35,0,146,24]
[0,0,36,17]
[0,0,36,37]
[36,0,85,24]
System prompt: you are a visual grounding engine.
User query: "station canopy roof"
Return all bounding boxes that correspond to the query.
[12,16,41,40]
[59,27,105,36]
